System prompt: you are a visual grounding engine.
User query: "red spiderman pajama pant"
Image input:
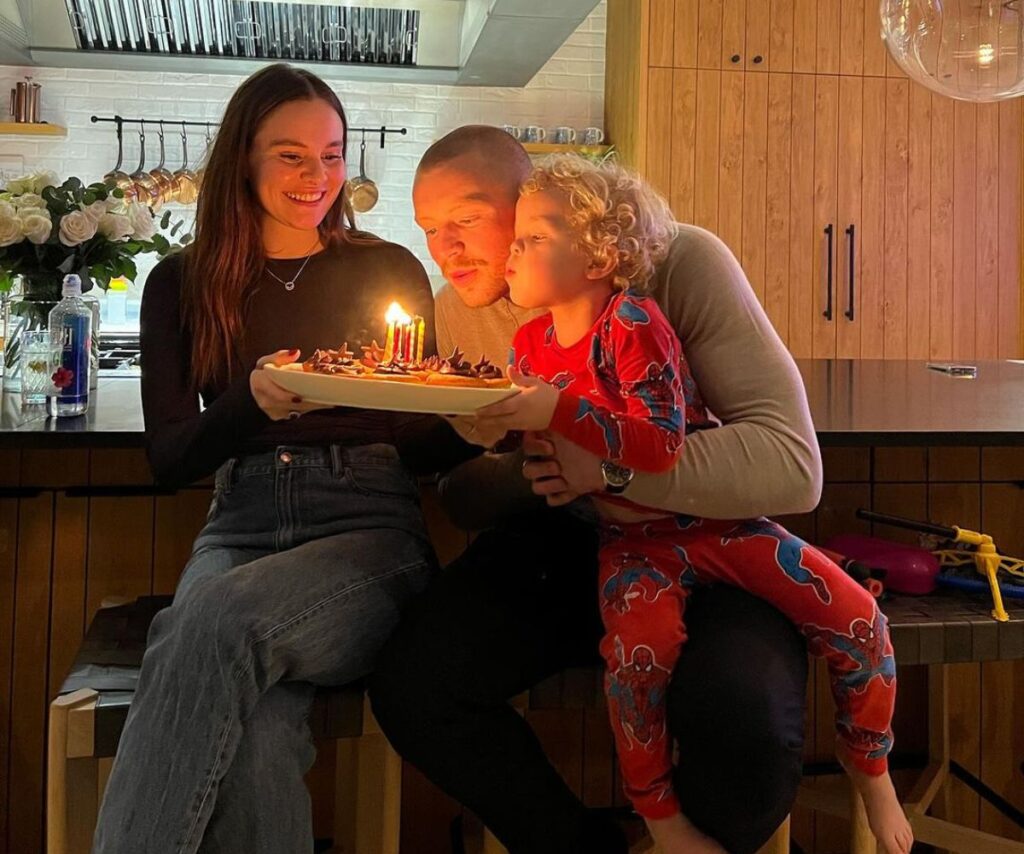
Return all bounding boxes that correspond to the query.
[598,514,897,820]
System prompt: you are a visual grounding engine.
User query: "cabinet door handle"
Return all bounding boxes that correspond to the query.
[823,223,834,321]
[845,224,855,321]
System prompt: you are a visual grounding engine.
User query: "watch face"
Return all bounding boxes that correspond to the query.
[602,461,632,487]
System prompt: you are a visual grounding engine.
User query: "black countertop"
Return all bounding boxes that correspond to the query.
[1,359,1023,449]
[797,359,1024,446]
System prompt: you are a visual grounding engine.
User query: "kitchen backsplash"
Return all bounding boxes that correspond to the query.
[1,3,605,296]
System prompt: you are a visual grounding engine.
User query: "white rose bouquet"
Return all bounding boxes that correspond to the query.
[0,171,190,301]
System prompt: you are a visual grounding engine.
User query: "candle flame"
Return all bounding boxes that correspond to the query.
[385,301,410,324]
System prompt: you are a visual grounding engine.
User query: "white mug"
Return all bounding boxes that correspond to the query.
[581,126,605,145]
[552,126,577,144]
[522,125,546,143]
[501,124,522,140]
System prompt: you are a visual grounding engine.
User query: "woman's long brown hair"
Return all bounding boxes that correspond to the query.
[182,63,367,388]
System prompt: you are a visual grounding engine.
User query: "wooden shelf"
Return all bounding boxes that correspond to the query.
[522,142,612,157]
[0,122,67,137]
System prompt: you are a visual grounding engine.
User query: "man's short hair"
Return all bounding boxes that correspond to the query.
[417,125,533,189]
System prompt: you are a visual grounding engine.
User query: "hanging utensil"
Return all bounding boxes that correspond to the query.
[148,120,176,209]
[171,123,199,205]
[103,119,137,200]
[346,131,379,213]
[194,121,214,193]
[129,122,162,208]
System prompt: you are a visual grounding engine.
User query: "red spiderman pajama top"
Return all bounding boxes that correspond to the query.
[510,290,896,820]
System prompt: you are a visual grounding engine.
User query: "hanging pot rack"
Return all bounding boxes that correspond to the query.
[90,115,407,149]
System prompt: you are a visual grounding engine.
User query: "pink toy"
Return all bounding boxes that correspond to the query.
[823,534,940,595]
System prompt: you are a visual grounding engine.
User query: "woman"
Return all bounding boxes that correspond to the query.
[94,64,464,853]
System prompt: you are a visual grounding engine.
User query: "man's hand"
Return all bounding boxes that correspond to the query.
[521,430,605,506]
[474,368,558,433]
[444,415,507,449]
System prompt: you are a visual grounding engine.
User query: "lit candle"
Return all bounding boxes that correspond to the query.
[383,301,409,362]
[414,316,425,363]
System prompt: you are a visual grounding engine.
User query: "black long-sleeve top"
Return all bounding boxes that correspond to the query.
[140,239,475,487]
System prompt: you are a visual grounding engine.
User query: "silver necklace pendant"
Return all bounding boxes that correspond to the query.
[284,280,296,291]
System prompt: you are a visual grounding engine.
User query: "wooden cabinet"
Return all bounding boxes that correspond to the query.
[609,0,1023,360]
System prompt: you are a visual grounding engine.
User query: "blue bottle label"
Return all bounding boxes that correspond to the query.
[56,316,89,405]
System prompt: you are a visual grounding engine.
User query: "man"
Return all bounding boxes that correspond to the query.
[369,126,821,854]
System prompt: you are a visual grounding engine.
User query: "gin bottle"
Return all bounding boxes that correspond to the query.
[48,274,92,417]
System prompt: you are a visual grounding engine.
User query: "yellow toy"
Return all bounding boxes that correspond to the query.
[857,510,1022,622]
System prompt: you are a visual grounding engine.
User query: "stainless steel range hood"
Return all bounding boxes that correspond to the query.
[2,0,599,86]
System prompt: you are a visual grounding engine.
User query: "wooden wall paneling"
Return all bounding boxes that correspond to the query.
[836,75,863,358]
[647,67,675,202]
[20,448,88,490]
[978,464,1024,838]
[741,72,769,306]
[883,79,909,359]
[929,94,955,360]
[650,0,676,67]
[721,0,746,67]
[928,482,981,539]
[0,492,16,852]
[694,69,722,232]
[767,0,792,72]
[153,490,215,595]
[47,493,88,703]
[9,492,55,854]
[88,448,152,486]
[674,0,699,68]
[670,69,698,222]
[838,0,864,76]
[859,76,886,358]
[697,0,724,69]
[604,0,649,171]
[980,660,1024,840]
[873,447,927,483]
[814,0,840,75]
[815,482,871,544]
[718,70,746,260]
[975,102,1000,360]
[791,0,816,73]
[952,100,978,359]
[981,447,1024,481]
[85,496,155,620]
[928,447,980,482]
[811,75,839,359]
[862,5,887,77]
[871,483,927,545]
[906,84,931,360]
[764,72,793,344]
[788,73,815,358]
[821,446,871,482]
[947,662,983,833]
[997,98,1022,358]
[744,0,769,70]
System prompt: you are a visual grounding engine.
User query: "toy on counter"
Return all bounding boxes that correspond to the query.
[822,534,941,596]
[854,509,1024,623]
[816,546,886,599]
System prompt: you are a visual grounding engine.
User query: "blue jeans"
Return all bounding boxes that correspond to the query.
[93,444,435,854]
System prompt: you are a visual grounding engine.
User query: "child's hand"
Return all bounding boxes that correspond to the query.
[474,367,559,433]
[443,415,508,449]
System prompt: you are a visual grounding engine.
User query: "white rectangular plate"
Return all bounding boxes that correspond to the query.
[264,363,518,415]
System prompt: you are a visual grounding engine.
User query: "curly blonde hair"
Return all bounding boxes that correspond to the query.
[520,154,675,292]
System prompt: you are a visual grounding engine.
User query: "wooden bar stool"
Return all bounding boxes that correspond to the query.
[46,596,401,854]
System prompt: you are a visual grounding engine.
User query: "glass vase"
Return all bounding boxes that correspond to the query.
[1,274,100,393]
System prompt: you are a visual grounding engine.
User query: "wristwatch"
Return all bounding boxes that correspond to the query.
[600,459,635,495]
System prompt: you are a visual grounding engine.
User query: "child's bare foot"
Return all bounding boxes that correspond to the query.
[842,759,914,854]
[644,813,727,854]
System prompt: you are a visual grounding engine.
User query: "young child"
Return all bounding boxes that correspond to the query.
[466,155,913,854]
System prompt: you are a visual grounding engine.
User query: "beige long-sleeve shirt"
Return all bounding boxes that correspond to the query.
[435,223,822,528]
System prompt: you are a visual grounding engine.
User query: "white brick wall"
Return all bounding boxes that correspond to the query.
[1,3,605,293]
